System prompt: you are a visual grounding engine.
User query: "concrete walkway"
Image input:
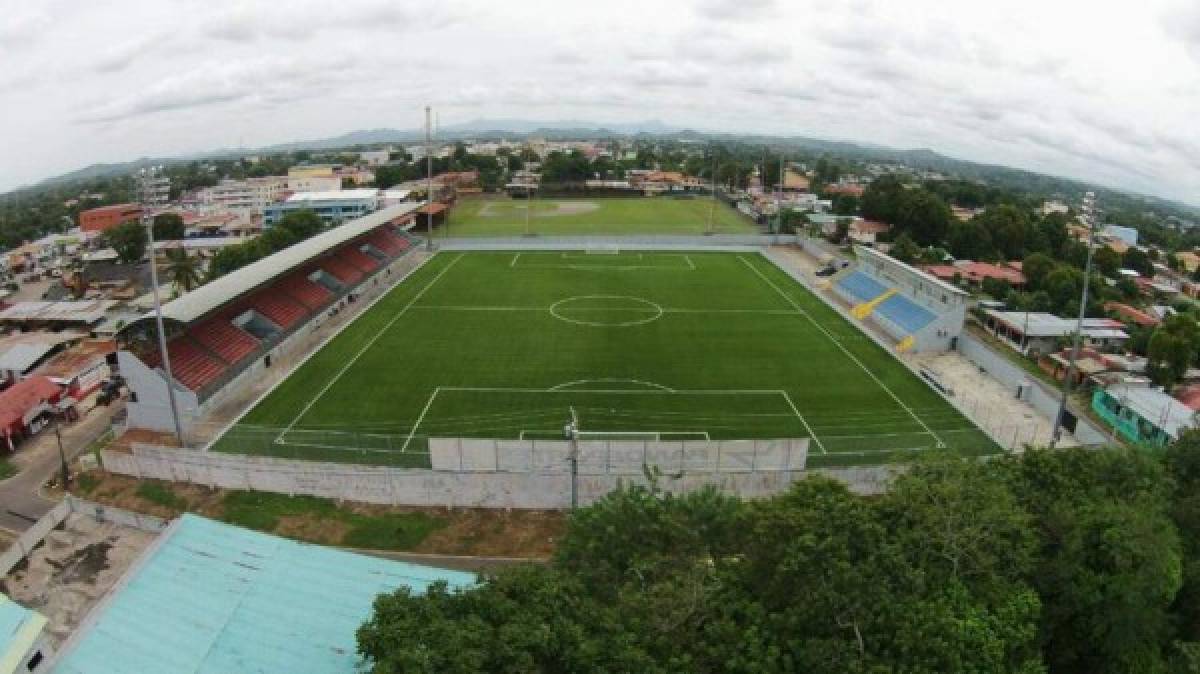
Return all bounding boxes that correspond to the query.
[0,399,123,533]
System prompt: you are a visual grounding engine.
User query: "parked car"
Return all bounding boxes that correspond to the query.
[815,265,838,277]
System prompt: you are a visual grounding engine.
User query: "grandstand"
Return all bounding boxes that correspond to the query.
[117,203,421,433]
[830,246,968,353]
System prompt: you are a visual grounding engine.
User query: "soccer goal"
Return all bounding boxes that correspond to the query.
[585,244,621,255]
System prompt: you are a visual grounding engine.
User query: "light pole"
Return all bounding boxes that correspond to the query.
[1051,191,1097,447]
[53,408,68,487]
[424,107,434,249]
[141,169,186,447]
[563,406,579,510]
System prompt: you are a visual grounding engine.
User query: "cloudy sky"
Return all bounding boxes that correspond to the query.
[2,0,1198,203]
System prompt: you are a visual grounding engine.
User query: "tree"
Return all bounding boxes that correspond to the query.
[165,249,201,294]
[1022,252,1057,291]
[948,218,994,260]
[976,205,1033,260]
[277,209,323,240]
[1147,315,1200,389]
[890,232,921,264]
[1094,246,1121,277]
[152,213,185,241]
[1124,247,1155,277]
[106,220,147,264]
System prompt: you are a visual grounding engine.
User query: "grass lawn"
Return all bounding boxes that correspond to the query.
[211,251,995,469]
[0,458,14,480]
[443,196,758,236]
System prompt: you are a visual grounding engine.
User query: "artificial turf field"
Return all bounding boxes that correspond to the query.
[211,251,997,468]
[443,196,758,236]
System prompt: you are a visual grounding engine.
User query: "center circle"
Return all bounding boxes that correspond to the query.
[549,295,664,327]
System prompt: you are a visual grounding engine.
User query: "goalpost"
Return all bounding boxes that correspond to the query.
[584,243,621,255]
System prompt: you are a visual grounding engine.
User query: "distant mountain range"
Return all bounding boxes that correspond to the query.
[23,118,1199,216]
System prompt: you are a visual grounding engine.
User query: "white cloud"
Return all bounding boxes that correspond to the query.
[0,0,1197,205]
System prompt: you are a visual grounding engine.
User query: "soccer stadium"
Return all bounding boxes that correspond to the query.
[114,203,995,476]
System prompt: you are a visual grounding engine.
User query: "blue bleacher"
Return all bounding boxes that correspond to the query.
[836,272,888,303]
[876,294,936,333]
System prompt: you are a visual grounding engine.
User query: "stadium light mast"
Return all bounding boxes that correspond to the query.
[425,105,433,251]
[564,407,579,509]
[1050,191,1097,447]
[706,147,716,236]
[140,167,186,448]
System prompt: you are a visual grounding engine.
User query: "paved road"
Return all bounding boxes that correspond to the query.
[0,401,122,533]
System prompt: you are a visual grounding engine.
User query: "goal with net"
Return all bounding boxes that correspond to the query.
[584,244,621,255]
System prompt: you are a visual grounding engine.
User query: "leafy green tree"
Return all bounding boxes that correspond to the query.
[1022,252,1056,291]
[948,218,994,260]
[165,249,201,293]
[1094,246,1121,277]
[276,209,322,240]
[1147,315,1200,389]
[890,232,921,264]
[1125,247,1156,277]
[105,219,148,264]
[1043,267,1083,316]
[152,212,186,241]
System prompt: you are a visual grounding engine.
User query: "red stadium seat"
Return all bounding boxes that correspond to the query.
[189,315,259,365]
[277,272,333,309]
[247,292,308,329]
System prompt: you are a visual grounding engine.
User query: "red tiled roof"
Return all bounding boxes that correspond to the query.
[922,262,1025,285]
[853,220,890,234]
[1177,385,1200,411]
[1103,302,1160,328]
[0,375,61,432]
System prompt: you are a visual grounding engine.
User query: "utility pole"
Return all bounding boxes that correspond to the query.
[53,409,68,487]
[776,155,785,243]
[706,149,716,236]
[564,406,579,509]
[425,106,433,251]
[1051,191,1097,447]
[141,168,186,447]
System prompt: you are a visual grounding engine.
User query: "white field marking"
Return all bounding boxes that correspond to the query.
[560,252,643,260]
[778,391,826,454]
[278,254,464,443]
[550,295,664,327]
[818,431,945,440]
[409,304,796,316]
[437,386,798,395]
[739,255,944,448]
[550,378,676,392]
[519,429,711,440]
[510,252,521,267]
[400,387,442,453]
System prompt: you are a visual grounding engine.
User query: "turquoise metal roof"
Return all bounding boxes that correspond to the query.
[1,593,46,674]
[53,514,475,674]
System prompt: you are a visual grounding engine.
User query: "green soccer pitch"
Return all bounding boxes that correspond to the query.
[210,251,997,468]
[442,196,758,236]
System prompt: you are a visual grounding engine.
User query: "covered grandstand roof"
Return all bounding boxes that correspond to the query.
[140,202,419,326]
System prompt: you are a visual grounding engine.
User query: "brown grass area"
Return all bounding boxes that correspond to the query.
[69,470,566,558]
[108,428,181,452]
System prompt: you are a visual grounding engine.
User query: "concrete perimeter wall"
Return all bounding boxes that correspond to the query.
[430,437,807,473]
[99,436,892,509]
[957,334,1109,445]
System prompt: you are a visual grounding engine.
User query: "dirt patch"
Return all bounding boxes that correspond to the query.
[109,428,181,452]
[275,514,352,543]
[413,508,563,558]
[70,470,566,558]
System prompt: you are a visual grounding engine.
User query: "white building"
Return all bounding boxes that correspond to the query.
[199,177,288,214]
[359,150,391,167]
[287,175,342,193]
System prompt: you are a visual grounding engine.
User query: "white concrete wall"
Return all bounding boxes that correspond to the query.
[101,436,837,509]
[119,351,201,434]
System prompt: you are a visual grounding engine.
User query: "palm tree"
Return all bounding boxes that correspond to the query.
[165,249,202,294]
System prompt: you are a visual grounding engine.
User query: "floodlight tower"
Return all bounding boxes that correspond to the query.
[140,167,186,447]
[1050,191,1097,447]
[425,106,433,251]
